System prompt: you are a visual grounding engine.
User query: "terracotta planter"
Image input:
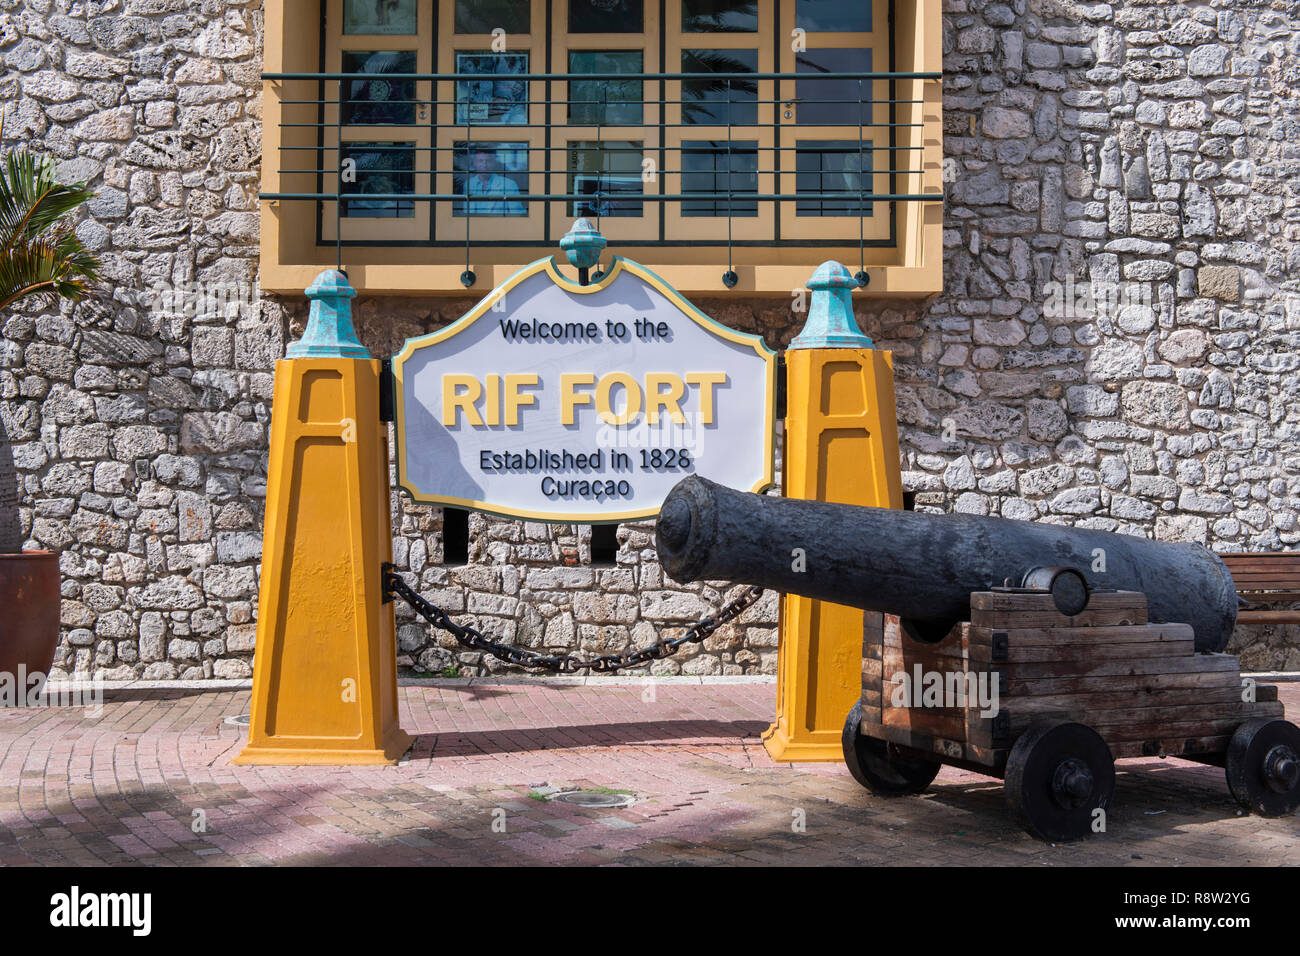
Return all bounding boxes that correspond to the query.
[0,550,61,679]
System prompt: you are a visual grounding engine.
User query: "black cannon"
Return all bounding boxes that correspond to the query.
[656,475,1236,653]
[655,476,1298,841]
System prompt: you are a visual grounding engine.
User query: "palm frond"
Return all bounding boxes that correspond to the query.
[0,151,97,252]
[0,148,100,312]
[0,231,100,312]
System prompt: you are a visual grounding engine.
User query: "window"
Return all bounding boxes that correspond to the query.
[568,141,645,217]
[262,0,943,295]
[570,0,643,33]
[567,51,644,125]
[341,142,415,218]
[454,143,529,217]
[795,140,874,217]
[680,48,758,125]
[682,141,758,216]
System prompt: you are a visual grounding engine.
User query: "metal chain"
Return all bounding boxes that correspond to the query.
[382,563,764,674]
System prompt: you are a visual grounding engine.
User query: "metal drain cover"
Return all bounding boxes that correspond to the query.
[551,791,635,808]
[224,714,251,727]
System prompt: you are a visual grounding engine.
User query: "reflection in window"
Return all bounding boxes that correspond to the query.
[454,142,528,217]
[569,0,643,33]
[796,0,871,32]
[682,0,758,32]
[342,50,417,126]
[341,142,415,218]
[681,49,758,126]
[568,51,644,125]
[454,0,529,34]
[343,0,417,34]
[682,141,758,217]
[796,140,873,216]
[455,52,529,125]
[795,48,872,126]
[568,141,644,218]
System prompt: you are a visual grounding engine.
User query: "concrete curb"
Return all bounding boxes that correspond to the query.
[37,674,779,698]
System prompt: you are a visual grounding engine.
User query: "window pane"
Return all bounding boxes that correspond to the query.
[568,141,644,217]
[341,142,415,218]
[343,0,417,35]
[681,140,758,217]
[454,0,529,34]
[568,51,644,125]
[455,52,529,125]
[795,47,872,126]
[454,142,528,217]
[342,51,417,125]
[569,0,643,33]
[796,0,871,32]
[681,49,758,126]
[682,0,758,32]
[796,140,873,216]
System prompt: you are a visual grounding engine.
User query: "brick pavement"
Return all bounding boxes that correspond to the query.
[0,680,1296,866]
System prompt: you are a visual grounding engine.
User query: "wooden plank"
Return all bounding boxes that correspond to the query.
[968,623,1193,647]
[879,682,970,719]
[981,683,1262,712]
[1004,669,1250,697]
[868,723,970,764]
[881,639,966,660]
[858,690,882,726]
[883,708,967,740]
[968,640,1194,664]
[883,621,966,651]
[966,701,1285,747]
[1100,718,1261,743]
[983,653,1240,682]
[1220,552,1300,563]
[970,590,1147,611]
[858,709,882,728]
[971,607,1148,629]
[1245,698,1287,719]
[1237,610,1300,623]
[964,742,1009,770]
[1110,736,1230,759]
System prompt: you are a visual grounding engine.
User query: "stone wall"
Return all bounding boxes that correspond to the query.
[1,0,1297,679]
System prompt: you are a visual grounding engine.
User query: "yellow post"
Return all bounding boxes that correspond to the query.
[234,271,411,765]
[763,262,903,762]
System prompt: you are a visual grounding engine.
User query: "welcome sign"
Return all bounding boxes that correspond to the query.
[392,257,776,521]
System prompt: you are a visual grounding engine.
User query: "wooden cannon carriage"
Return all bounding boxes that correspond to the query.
[655,476,1300,842]
[848,587,1294,841]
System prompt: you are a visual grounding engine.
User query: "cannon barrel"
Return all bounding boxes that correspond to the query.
[655,476,1237,653]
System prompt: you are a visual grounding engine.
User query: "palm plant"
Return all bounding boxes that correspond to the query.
[0,146,100,553]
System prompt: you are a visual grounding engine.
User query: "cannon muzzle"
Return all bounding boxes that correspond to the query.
[656,476,1238,653]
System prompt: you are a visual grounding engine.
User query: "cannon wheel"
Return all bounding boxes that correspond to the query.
[1004,720,1115,842]
[841,701,941,796]
[1226,718,1300,817]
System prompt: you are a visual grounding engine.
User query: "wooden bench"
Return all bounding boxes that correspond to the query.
[1220,552,1300,624]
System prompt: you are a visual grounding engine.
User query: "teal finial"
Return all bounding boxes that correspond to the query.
[560,218,607,271]
[287,269,370,359]
[789,260,873,349]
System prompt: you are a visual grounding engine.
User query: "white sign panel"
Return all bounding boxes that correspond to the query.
[393,257,776,521]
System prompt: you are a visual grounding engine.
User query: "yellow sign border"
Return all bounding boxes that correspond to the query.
[391,255,777,523]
